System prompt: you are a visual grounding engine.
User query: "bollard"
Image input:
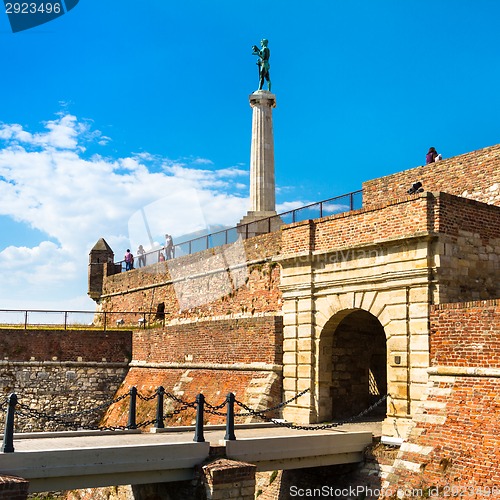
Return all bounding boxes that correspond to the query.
[224,392,236,441]
[155,386,165,429]
[2,393,17,453]
[128,386,137,429]
[193,393,205,443]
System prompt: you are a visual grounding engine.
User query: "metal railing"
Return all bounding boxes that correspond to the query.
[117,190,363,269]
[0,309,168,331]
[1,388,388,452]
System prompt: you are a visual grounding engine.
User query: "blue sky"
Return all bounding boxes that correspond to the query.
[1,0,500,312]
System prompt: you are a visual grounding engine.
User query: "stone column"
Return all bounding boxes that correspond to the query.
[202,459,256,500]
[238,90,281,238]
[0,475,29,500]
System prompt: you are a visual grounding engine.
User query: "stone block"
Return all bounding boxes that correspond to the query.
[410,334,429,351]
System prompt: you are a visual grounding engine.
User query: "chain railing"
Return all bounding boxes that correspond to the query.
[116,190,363,269]
[1,387,387,453]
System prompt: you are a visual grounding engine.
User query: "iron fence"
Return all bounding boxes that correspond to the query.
[0,309,168,331]
[117,190,363,269]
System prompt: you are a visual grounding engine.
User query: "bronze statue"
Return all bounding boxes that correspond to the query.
[252,39,271,91]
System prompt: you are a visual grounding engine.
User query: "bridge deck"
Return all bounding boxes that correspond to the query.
[0,423,377,493]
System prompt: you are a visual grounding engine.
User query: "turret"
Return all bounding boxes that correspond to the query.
[88,238,116,302]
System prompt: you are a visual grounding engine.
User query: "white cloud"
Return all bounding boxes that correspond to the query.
[0,114,251,312]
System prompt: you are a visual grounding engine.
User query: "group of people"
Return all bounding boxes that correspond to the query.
[123,234,175,271]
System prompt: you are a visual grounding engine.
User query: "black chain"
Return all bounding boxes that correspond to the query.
[233,388,311,417]
[234,394,388,430]
[204,399,228,411]
[164,392,197,408]
[137,392,158,402]
[16,392,130,421]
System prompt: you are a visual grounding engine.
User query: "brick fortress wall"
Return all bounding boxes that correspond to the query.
[281,191,500,304]
[102,316,283,426]
[0,329,131,432]
[385,300,500,495]
[363,144,500,209]
[98,232,285,426]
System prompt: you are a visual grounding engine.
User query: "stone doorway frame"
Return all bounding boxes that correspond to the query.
[317,308,388,422]
[277,237,433,438]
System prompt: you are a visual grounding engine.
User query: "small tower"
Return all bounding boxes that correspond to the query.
[88,238,115,301]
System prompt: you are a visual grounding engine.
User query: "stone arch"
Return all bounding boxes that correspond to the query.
[317,308,387,421]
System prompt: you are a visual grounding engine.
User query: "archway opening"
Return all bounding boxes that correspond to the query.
[319,309,387,421]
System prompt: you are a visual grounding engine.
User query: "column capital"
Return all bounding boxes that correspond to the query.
[249,90,277,108]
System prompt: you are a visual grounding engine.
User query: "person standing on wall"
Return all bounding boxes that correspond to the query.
[124,249,134,271]
[165,233,174,260]
[137,244,146,267]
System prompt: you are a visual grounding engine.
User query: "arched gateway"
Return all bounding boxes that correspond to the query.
[318,309,387,421]
[276,215,435,438]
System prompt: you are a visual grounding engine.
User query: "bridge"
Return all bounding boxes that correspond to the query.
[0,426,373,493]
[0,386,380,495]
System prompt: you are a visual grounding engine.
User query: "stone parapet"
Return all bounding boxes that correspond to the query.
[202,459,256,500]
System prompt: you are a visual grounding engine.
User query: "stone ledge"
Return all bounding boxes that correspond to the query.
[428,366,500,377]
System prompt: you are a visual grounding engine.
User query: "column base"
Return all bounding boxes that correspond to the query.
[237,212,282,239]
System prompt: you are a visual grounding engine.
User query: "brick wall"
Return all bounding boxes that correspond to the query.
[431,300,500,367]
[101,366,282,427]
[363,143,500,208]
[100,231,282,321]
[0,329,131,362]
[281,194,432,257]
[102,317,283,427]
[386,301,500,495]
[132,317,283,365]
[0,475,29,500]
[0,329,131,432]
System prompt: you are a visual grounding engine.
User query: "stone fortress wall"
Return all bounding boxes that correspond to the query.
[0,329,131,432]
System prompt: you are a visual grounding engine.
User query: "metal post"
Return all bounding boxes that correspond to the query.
[193,393,205,442]
[24,311,28,330]
[155,386,165,429]
[64,311,68,330]
[128,387,137,429]
[2,393,17,453]
[320,201,323,218]
[224,392,236,441]
[350,191,354,211]
[103,311,107,332]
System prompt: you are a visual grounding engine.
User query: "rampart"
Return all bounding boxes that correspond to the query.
[0,329,131,431]
[385,300,500,495]
[101,316,283,426]
[363,143,500,208]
